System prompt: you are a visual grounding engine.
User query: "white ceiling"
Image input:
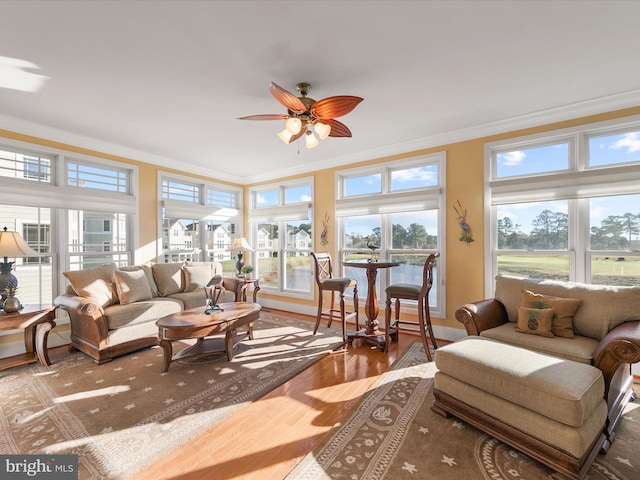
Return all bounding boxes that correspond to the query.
[1,1,640,185]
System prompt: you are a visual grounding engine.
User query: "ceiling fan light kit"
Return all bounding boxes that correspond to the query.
[239,82,363,149]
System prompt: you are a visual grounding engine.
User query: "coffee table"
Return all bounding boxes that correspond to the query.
[156,302,261,372]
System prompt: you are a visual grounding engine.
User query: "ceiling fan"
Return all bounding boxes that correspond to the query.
[238,82,363,149]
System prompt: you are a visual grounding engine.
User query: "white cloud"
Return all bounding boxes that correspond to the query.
[609,132,640,153]
[502,150,526,166]
[392,167,436,183]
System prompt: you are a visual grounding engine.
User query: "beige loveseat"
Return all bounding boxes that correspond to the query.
[54,261,243,364]
[453,275,640,440]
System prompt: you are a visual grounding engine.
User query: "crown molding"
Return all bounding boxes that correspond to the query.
[3,88,640,186]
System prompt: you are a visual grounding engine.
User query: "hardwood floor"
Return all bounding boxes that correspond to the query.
[124,311,423,480]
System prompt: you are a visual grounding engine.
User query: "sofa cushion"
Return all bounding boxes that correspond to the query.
[435,336,605,428]
[495,275,640,340]
[63,263,117,308]
[119,264,158,297]
[516,306,554,337]
[152,263,184,296]
[480,322,598,364]
[168,288,235,310]
[520,290,581,338]
[183,264,213,292]
[114,269,153,305]
[104,297,183,329]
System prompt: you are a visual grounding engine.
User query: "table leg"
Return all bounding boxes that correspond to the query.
[225,327,237,360]
[159,339,173,373]
[364,267,381,335]
[35,319,56,366]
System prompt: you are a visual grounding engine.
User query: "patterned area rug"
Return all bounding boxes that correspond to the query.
[0,311,344,480]
[286,342,640,480]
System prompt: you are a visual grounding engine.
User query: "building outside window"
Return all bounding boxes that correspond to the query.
[336,153,446,319]
[486,116,640,294]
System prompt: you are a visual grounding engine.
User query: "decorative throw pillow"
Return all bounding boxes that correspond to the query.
[183,264,213,292]
[119,264,158,297]
[516,306,555,337]
[520,290,582,338]
[151,263,184,296]
[114,269,153,305]
[63,263,117,308]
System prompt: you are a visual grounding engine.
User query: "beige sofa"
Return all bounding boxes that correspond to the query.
[453,275,640,440]
[54,261,243,364]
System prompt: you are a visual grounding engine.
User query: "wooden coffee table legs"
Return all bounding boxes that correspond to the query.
[159,323,254,373]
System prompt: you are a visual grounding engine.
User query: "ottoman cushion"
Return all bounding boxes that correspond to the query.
[435,336,604,427]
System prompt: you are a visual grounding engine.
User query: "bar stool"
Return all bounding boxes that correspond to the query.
[311,251,359,342]
[384,252,439,359]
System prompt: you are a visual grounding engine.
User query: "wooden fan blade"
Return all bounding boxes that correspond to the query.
[311,96,363,119]
[288,128,306,144]
[238,114,288,120]
[324,119,352,137]
[270,82,306,114]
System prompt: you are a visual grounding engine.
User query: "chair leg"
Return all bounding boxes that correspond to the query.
[425,302,438,351]
[314,288,324,335]
[327,291,336,328]
[338,290,347,343]
[384,295,392,352]
[352,285,359,331]
[417,299,433,361]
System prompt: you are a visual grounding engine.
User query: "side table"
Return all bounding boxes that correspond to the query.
[236,278,260,303]
[0,305,57,371]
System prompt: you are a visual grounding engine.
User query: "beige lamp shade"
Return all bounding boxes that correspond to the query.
[231,237,254,252]
[0,227,40,259]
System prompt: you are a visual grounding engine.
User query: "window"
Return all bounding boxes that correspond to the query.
[160,174,242,275]
[336,154,446,318]
[68,161,128,193]
[0,139,137,304]
[0,147,52,183]
[68,211,130,269]
[487,116,640,291]
[249,178,313,295]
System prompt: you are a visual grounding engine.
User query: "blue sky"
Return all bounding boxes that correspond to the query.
[496,131,640,234]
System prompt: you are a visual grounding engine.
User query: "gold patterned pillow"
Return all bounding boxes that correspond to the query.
[520,290,582,338]
[516,306,555,337]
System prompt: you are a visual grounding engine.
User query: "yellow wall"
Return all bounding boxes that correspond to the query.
[2,105,640,345]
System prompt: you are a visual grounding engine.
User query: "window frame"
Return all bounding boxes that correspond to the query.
[159,171,242,268]
[335,153,446,319]
[248,176,314,298]
[485,114,640,296]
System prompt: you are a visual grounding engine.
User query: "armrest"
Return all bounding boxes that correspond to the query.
[221,277,244,301]
[455,299,509,336]
[593,320,640,397]
[54,294,110,346]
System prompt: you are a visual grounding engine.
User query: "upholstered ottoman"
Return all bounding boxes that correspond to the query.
[432,337,607,480]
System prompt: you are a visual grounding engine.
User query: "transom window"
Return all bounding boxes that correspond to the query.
[68,161,128,193]
[0,147,52,183]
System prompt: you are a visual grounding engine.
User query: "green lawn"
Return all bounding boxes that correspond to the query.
[498,255,640,286]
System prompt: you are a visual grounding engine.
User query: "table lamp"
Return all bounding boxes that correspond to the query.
[231,237,254,277]
[0,227,41,310]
